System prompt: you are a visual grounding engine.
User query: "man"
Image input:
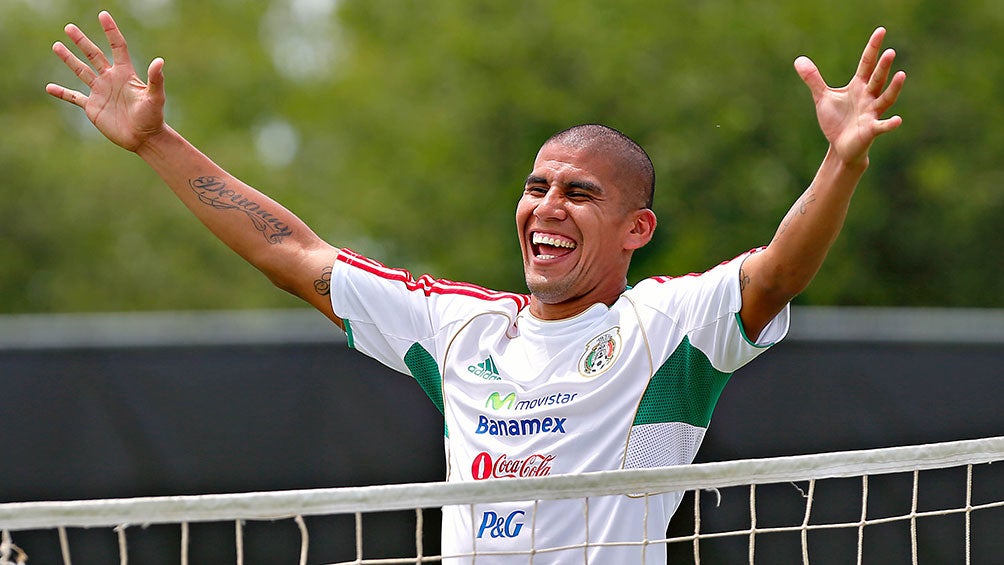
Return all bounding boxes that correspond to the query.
[47,11,904,563]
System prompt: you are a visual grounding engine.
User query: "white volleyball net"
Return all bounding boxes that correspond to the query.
[1,436,1002,564]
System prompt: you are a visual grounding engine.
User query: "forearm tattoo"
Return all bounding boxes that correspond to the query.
[188,176,293,244]
[779,191,817,235]
[314,266,332,296]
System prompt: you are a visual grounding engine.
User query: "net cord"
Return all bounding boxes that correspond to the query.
[58,526,71,565]
[966,463,973,565]
[1,436,1000,532]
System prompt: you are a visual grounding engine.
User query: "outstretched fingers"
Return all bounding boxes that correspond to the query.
[870,47,905,111]
[794,26,907,163]
[873,114,904,136]
[879,69,906,109]
[45,82,88,108]
[866,47,897,99]
[859,28,907,138]
[872,69,907,133]
[855,27,886,84]
[51,39,97,88]
[46,11,167,151]
[50,12,135,92]
[63,22,111,75]
[99,11,133,69]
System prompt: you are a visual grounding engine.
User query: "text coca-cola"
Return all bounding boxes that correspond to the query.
[471,451,555,480]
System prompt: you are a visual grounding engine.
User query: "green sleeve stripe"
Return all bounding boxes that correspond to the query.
[633,336,731,428]
[403,342,449,437]
[343,319,355,349]
[735,312,772,348]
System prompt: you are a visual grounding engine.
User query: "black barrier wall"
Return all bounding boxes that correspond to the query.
[1,308,1001,563]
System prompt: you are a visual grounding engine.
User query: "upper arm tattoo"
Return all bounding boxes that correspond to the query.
[188,176,293,244]
[314,266,332,296]
[739,267,750,292]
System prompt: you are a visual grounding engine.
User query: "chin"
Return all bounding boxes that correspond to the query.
[525,276,573,305]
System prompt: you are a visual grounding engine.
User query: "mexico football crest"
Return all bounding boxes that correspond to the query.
[578,327,622,377]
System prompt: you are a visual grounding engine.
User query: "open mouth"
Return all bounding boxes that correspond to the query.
[531,232,577,260]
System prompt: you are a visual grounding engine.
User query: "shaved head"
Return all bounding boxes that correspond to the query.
[543,124,655,210]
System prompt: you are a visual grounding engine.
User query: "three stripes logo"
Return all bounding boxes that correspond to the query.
[468,355,501,380]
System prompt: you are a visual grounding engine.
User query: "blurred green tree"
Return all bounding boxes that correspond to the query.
[2,0,1001,313]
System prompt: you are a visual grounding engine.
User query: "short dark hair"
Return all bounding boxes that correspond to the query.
[545,124,655,209]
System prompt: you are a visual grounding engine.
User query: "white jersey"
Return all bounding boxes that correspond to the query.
[330,248,789,564]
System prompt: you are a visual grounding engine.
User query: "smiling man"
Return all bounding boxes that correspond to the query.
[518,126,658,320]
[47,11,904,564]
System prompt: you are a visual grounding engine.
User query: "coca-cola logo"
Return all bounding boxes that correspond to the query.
[471,451,555,480]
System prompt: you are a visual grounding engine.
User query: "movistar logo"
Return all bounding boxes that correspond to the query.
[485,391,578,411]
[469,356,501,380]
[485,392,516,410]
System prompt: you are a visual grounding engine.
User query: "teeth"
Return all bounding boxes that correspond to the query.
[532,233,576,249]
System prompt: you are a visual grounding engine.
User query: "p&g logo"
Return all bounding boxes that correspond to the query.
[477,510,525,539]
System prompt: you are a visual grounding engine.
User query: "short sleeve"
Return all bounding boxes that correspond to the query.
[329,249,529,377]
[628,250,790,373]
[330,249,439,376]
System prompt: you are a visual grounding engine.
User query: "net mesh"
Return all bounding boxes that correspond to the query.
[1,436,1001,564]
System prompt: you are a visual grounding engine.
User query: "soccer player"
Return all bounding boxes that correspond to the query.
[46,12,904,563]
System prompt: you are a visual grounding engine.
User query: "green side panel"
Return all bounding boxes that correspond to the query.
[633,336,732,428]
[343,319,354,349]
[403,342,448,436]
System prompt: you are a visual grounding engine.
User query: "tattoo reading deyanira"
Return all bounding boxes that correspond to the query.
[314,266,332,296]
[188,176,293,244]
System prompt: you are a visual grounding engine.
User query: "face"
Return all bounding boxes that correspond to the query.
[516,142,656,319]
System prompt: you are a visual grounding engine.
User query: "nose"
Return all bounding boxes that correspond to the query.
[533,189,567,222]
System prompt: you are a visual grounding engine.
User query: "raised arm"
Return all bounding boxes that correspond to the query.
[739,27,906,340]
[46,11,342,327]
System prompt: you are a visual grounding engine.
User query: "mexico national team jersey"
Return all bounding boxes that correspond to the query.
[330,248,789,564]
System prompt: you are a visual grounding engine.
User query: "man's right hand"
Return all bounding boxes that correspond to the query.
[46,11,166,153]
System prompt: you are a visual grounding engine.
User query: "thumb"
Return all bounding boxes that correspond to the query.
[147,57,166,103]
[794,56,827,103]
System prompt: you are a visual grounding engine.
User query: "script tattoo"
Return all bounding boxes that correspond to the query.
[739,267,750,292]
[314,266,332,296]
[188,176,293,244]
[779,191,817,235]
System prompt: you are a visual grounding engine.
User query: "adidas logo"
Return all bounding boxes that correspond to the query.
[468,355,501,380]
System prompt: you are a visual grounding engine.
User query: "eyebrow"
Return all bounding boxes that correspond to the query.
[568,180,604,195]
[524,175,605,195]
[525,175,547,187]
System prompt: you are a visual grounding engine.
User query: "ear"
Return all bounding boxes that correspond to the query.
[624,208,657,251]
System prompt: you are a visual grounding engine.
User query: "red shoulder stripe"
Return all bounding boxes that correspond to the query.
[650,247,765,284]
[336,248,530,309]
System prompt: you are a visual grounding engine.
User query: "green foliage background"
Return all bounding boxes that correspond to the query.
[2,0,1002,313]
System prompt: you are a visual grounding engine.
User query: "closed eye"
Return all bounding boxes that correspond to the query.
[566,180,603,200]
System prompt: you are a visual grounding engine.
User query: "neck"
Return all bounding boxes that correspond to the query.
[527,284,626,320]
